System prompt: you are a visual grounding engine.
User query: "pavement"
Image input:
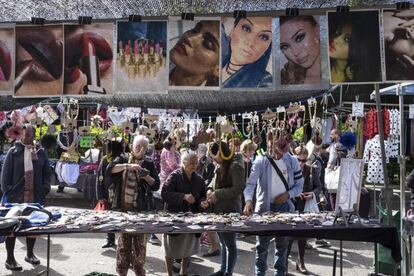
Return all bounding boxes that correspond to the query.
[0,186,378,276]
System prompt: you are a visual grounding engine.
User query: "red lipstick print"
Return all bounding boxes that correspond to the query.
[0,41,12,81]
[80,33,105,94]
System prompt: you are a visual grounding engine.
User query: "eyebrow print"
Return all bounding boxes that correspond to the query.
[291,29,304,39]
[245,18,254,26]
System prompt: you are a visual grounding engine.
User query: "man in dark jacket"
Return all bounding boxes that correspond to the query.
[0,125,52,271]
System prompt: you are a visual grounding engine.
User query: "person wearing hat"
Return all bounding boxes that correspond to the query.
[1,124,52,271]
[243,134,304,276]
[207,141,245,276]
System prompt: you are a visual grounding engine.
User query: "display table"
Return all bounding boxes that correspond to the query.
[1,208,402,276]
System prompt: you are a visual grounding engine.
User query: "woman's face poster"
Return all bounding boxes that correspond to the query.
[64,23,114,95]
[0,25,14,95]
[221,17,273,89]
[14,25,63,97]
[115,21,168,93]
[275,15,329,90]
[327,10,382,84]
[383,9,414,82]
[168,17,220,88]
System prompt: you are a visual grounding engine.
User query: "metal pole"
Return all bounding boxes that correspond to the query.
[339,85,343,107]
[399,84,407,275]
[374,84,393,226]
[340,240,343,276]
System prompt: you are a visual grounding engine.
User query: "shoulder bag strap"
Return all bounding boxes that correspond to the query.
[266,155,289,192]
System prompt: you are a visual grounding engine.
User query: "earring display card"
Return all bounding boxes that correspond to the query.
[0,25,14,95]
[168,17,221,89]
[14,24,64,97]
[64,23,114,96]
[221,16,273,90]
[115,21,168,94]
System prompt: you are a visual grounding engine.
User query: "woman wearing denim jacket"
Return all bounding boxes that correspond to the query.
[207,142,245,276]
[243,136,304,276]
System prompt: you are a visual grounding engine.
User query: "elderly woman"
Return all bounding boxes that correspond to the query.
[107,135,160,276]
[161,150,209,276]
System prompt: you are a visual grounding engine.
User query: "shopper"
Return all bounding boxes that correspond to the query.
[244,135,304,276]
[161,150,209,276]
[289,145,322,274]
[108,135,160,276]
[327,129,346,209]
[96,138,125,248]
[207,141,245,276]
[196,144,220,257]
[1,124,52,271]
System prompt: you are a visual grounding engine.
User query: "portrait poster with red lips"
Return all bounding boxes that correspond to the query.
[327,10,382,84]
[64,23,114,96]
[14,25,63,97]
[221,17,273,90]
[0,25,14,95]
[383,9,414,82]
[168,17,221,89]
[115,21,168,94]
[275,16,329,90]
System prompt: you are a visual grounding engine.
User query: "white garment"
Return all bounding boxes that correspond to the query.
[363,135,391,184]
[270,158,288,199]
[327,142,339,166]
[60,163,80,186]
[321,117,334,144]
[108,107,127,126]
[388,109,400,158]
[81,148,100,164]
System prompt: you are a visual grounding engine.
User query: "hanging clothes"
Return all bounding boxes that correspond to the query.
[321,116,334,144]
[388,109,400,158]
[363,108,390,140]
[363,134,391,184]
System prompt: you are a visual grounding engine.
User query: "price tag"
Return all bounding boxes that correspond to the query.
[352,102,364,117]
[79,136,94,148]
[410,104,414,119]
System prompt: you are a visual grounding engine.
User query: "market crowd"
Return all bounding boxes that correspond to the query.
[1,123,372,276]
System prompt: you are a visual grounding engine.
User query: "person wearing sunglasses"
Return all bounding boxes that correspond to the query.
[289,145,322,274]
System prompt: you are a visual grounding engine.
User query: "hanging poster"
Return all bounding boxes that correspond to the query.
[383,9,414,82]
[0,25,14,95]
[275,15,329,90]
[221,17,273,89]
[14,25,63,97]
[168,17,220,89]
[327,10,382,84]
[64,23,114,95]
[115,21,168,94]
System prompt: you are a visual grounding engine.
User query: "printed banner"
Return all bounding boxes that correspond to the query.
[0,25,14,95]
[14,25,63,97]
[383,9,414,82]
[275,15,329,90]
[327,10,382,84]
[168,17,220,89]
[221,17,273,89]
[115,21,168,93]
[64,23,114,95]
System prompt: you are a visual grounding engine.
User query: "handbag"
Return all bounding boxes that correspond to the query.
[325,167,340,192]
[304,195,320,213]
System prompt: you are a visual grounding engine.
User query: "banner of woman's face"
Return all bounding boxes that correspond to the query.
[115,21,168,93]
[0,25,14,95]
[168,18,220,88]
[383,9,414,82]
[64,23,114,95]
[275,15,329,90]
[221,17,273,89]
[14,25,63,97]
[327,10,382,84]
